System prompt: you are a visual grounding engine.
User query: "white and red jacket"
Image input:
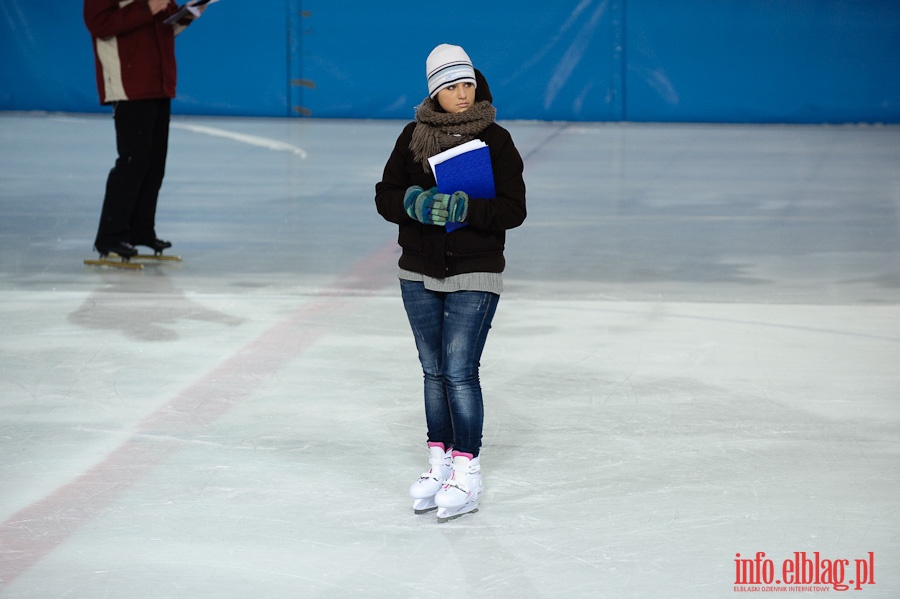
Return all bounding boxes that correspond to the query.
[84,0,189,104]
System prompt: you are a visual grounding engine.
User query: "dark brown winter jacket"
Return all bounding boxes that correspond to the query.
[374,76,526,279]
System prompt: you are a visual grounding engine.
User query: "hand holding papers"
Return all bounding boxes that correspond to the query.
[427,140,495,232]
[164,0,219,25]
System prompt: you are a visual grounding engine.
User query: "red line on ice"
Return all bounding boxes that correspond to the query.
[0,242,398,589]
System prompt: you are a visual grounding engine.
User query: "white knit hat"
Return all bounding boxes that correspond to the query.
[426,44,477,98]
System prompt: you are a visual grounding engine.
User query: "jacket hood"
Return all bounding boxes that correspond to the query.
[474,69,493,104]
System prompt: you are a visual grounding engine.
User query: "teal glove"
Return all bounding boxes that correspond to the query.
[445,191,469,223]
[404,186,449,225]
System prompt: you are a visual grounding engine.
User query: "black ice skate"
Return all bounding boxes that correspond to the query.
[132,238,181,262]
[84,240,180,270]
[83,242,144,269]
[134,237,172,254]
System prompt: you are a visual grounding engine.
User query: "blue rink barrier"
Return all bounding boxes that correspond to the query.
[1,0,897,123]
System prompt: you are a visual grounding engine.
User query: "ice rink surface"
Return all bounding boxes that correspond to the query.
[1,112,898,598]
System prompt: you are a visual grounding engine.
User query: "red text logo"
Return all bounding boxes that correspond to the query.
[734,551,875,592]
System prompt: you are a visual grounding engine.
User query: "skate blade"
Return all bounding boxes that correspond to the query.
[412,497,438,515]
[83,258,143,270]
[436,506,478,523]
[104,251,182,262]
[134,253,182,262]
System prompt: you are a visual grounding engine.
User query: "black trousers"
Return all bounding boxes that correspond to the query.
[94,98,171,248]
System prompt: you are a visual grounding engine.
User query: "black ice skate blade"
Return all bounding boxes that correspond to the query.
[414,506,438,515]
[437,507,478,523]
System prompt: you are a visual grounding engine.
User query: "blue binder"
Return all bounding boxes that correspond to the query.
[428,140,495,232]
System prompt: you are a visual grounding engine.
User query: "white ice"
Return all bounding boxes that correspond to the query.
[1,113,898,598]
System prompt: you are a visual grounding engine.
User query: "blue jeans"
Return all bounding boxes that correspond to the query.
[400,280,499,457]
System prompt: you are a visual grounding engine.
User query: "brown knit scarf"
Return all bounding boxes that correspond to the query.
[409,97,497,172]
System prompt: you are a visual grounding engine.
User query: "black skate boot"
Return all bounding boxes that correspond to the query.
[134,238,173,254]
[95,241,138,259]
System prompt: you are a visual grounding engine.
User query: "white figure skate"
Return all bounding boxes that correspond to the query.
[434,452,483,522]
[409,443,453,514]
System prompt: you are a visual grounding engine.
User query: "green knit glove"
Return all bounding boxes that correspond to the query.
[404,186,449,225]
[445,191,469,223]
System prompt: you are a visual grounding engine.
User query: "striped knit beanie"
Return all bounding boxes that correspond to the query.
[426,44,477,98]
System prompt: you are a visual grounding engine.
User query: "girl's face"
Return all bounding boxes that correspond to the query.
[436,82,475,113]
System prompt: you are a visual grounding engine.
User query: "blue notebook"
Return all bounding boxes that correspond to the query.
[428,140,495,232]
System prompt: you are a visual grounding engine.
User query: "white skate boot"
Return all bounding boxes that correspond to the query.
[409,443,453,514]
[434,452,483,522]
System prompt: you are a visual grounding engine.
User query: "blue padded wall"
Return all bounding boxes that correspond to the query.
[297,0,624,121]
[1,0,898,122]
[624,0,900,123]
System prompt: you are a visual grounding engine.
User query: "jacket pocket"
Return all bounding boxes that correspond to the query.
[397,222,423,253]
[447,227,504,257]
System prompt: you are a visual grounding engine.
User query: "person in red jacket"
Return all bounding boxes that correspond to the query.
[84,0,204,258]
[375,44,526,522]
